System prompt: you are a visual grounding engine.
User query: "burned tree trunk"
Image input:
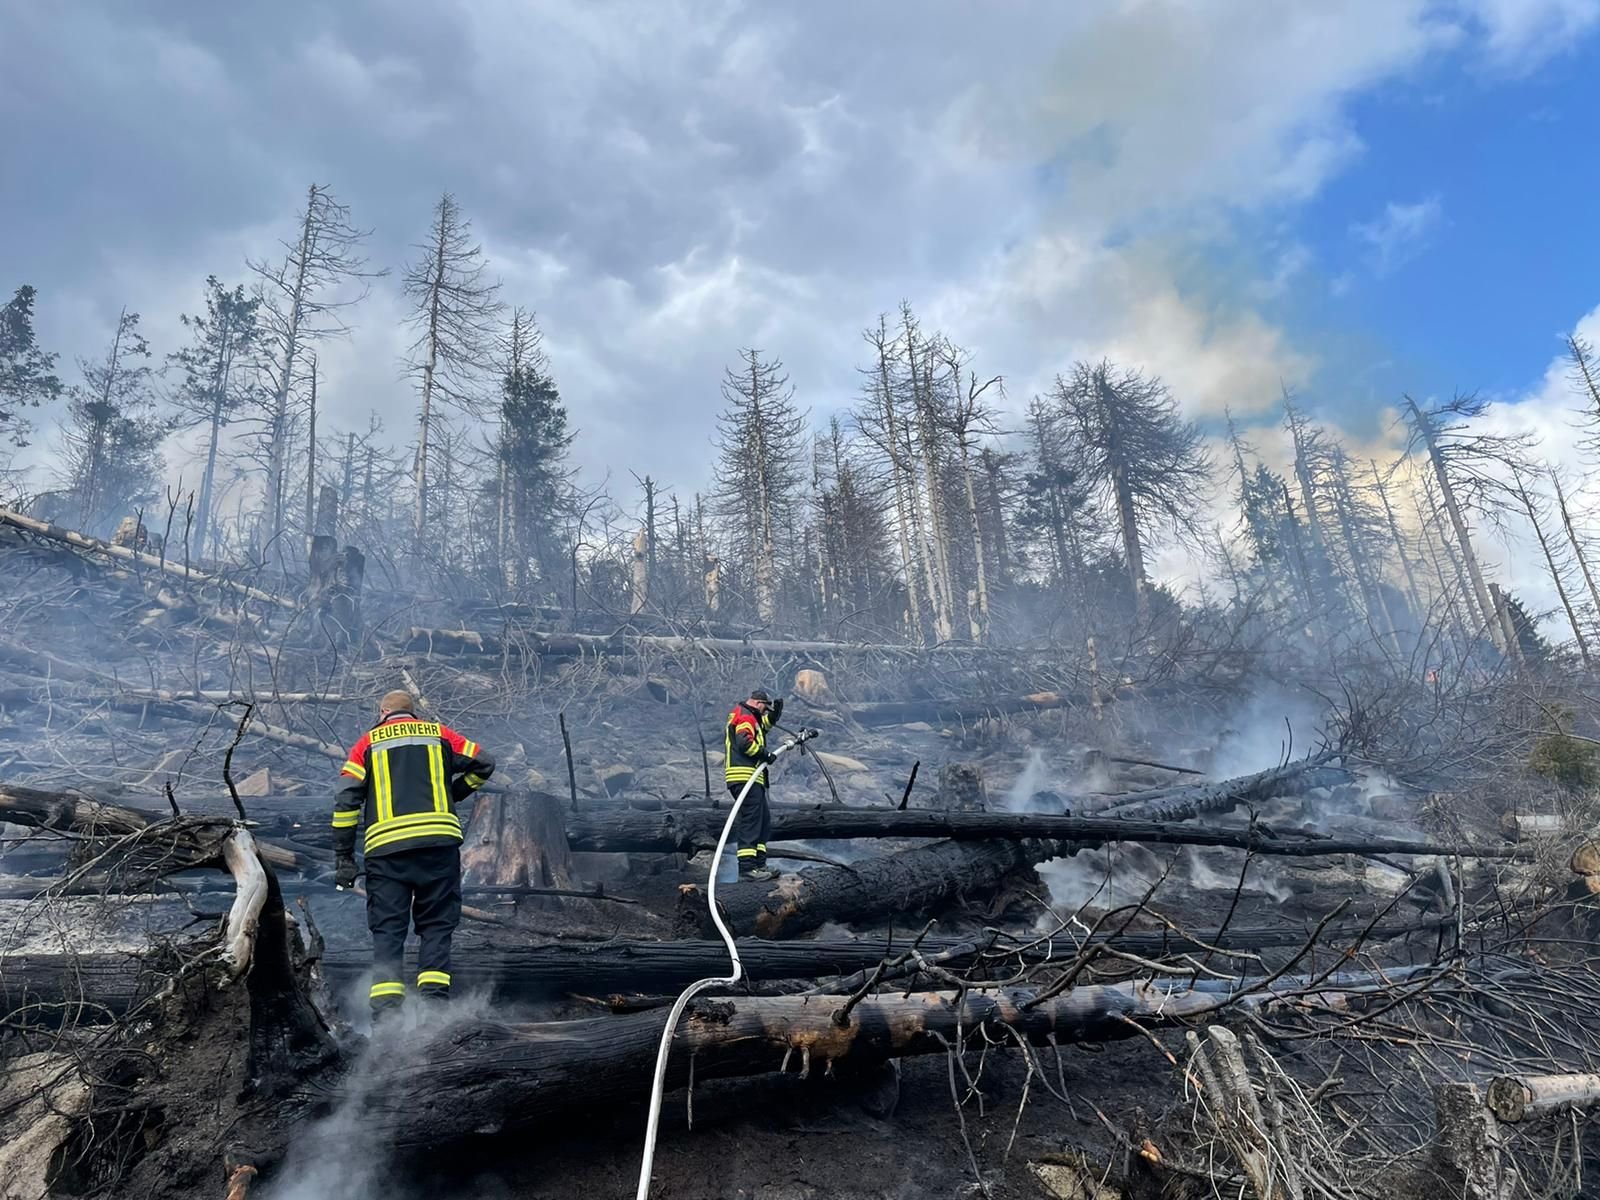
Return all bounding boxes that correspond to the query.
[314,969,1422,1153]
[677,836,1066,939]
[562,799,1500,860]
[1406,398,1503,652]
[1095,757,1345,821]
[461,790,580,912]
[3,918,1448,1015]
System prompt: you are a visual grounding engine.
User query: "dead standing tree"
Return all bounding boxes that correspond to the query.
[1508,463,1593,666]
[1550,468,1600,631]
[936,338,1003,642]
[248,183,376,568]
[859,316,934,642]
[402,192,504,552]
[900,305,960,643]
[1402,393,1534,660]
[168,278,261,561]
[1570,333,1600,460]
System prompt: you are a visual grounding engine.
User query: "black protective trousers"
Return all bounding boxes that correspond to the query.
[727,781,770,870]
[364,844,462,1016]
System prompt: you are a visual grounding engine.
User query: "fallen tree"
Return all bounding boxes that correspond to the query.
[64,758,1361,864]
[561,799,1512,859]
[0,784,304,872]
[1097,755,1347,822]
[0,505,296,610]
[677,835,1078,938]
[6,920,1447,1016]
[1486,1072,1600,1123]
[843,689,1110,727]
[324,966,1435,1152]
[404,625,971,660]
[0,642,346,761]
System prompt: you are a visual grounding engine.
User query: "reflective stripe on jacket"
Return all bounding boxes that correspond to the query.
[332,713,495,858]
[724,701,772,785]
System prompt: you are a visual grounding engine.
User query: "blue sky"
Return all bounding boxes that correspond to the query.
[1255,26,1600,433]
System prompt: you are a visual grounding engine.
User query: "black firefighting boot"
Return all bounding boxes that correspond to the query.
[369,991,405,1037]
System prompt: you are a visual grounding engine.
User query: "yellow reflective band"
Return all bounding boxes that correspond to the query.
[463,773,486,789]
[331,811,360,829]
[341,760,367,781]
[736,848,758,858]
[756,843,767,852]
[369,981,405,998]
[429,742,449,813]
[364,813,463,852]
[726,767,756,781]
[373,748,393,824]
[417,970,451,987]
[365,819,462,846]
[369,811,464,831]
[461,740,479,759]
[365,827,462,852]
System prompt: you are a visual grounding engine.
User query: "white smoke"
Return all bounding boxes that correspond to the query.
[260,989,510,1200]
[1034,845,1170,923]
[999,748,1050,813]
[1181,846,1292,903]
[1209,686,1331,779]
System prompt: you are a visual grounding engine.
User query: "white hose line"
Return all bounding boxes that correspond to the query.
[634,732,810,1200]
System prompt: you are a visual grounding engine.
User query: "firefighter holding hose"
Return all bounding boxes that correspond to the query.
[332,689,495,1027]
[725,687,782,880]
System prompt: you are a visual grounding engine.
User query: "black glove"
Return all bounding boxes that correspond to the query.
[762,751,778,765]
[335,853,359,889]
[769,697,784,724]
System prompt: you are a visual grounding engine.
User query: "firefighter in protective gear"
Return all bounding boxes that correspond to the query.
[332,689,494,1026]
[725,688,782,880]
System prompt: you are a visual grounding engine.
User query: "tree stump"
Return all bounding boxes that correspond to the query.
[936,763,988,811]
[1432,1083,1511,1200]
[330,546,364,636]
[461,790,578,913]
[794,668,831,703]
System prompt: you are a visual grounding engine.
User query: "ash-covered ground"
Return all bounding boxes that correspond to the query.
[4,525,1599,1200]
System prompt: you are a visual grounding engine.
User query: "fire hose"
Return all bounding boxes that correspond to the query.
[633,726,818,1200]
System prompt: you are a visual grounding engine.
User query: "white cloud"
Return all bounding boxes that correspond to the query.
[1352,196,1445,275]
[1422,303,1600,639]
[1459,0,1600,70]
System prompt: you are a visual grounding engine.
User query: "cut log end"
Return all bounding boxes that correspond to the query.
[1485,1077,1530,1123]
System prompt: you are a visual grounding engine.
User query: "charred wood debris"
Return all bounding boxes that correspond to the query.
[1,509,1600,1200]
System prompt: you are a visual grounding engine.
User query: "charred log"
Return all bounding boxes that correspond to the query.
[242,867,340,1097]
[1097,755,1347,822]
[0,918,1448,1016]
[315,968,1427,1152]
[402,626,981,660]
[0,505,297,609]
[677,837,1071,938]
[0,784,305,873]
[560,799,1511,859]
